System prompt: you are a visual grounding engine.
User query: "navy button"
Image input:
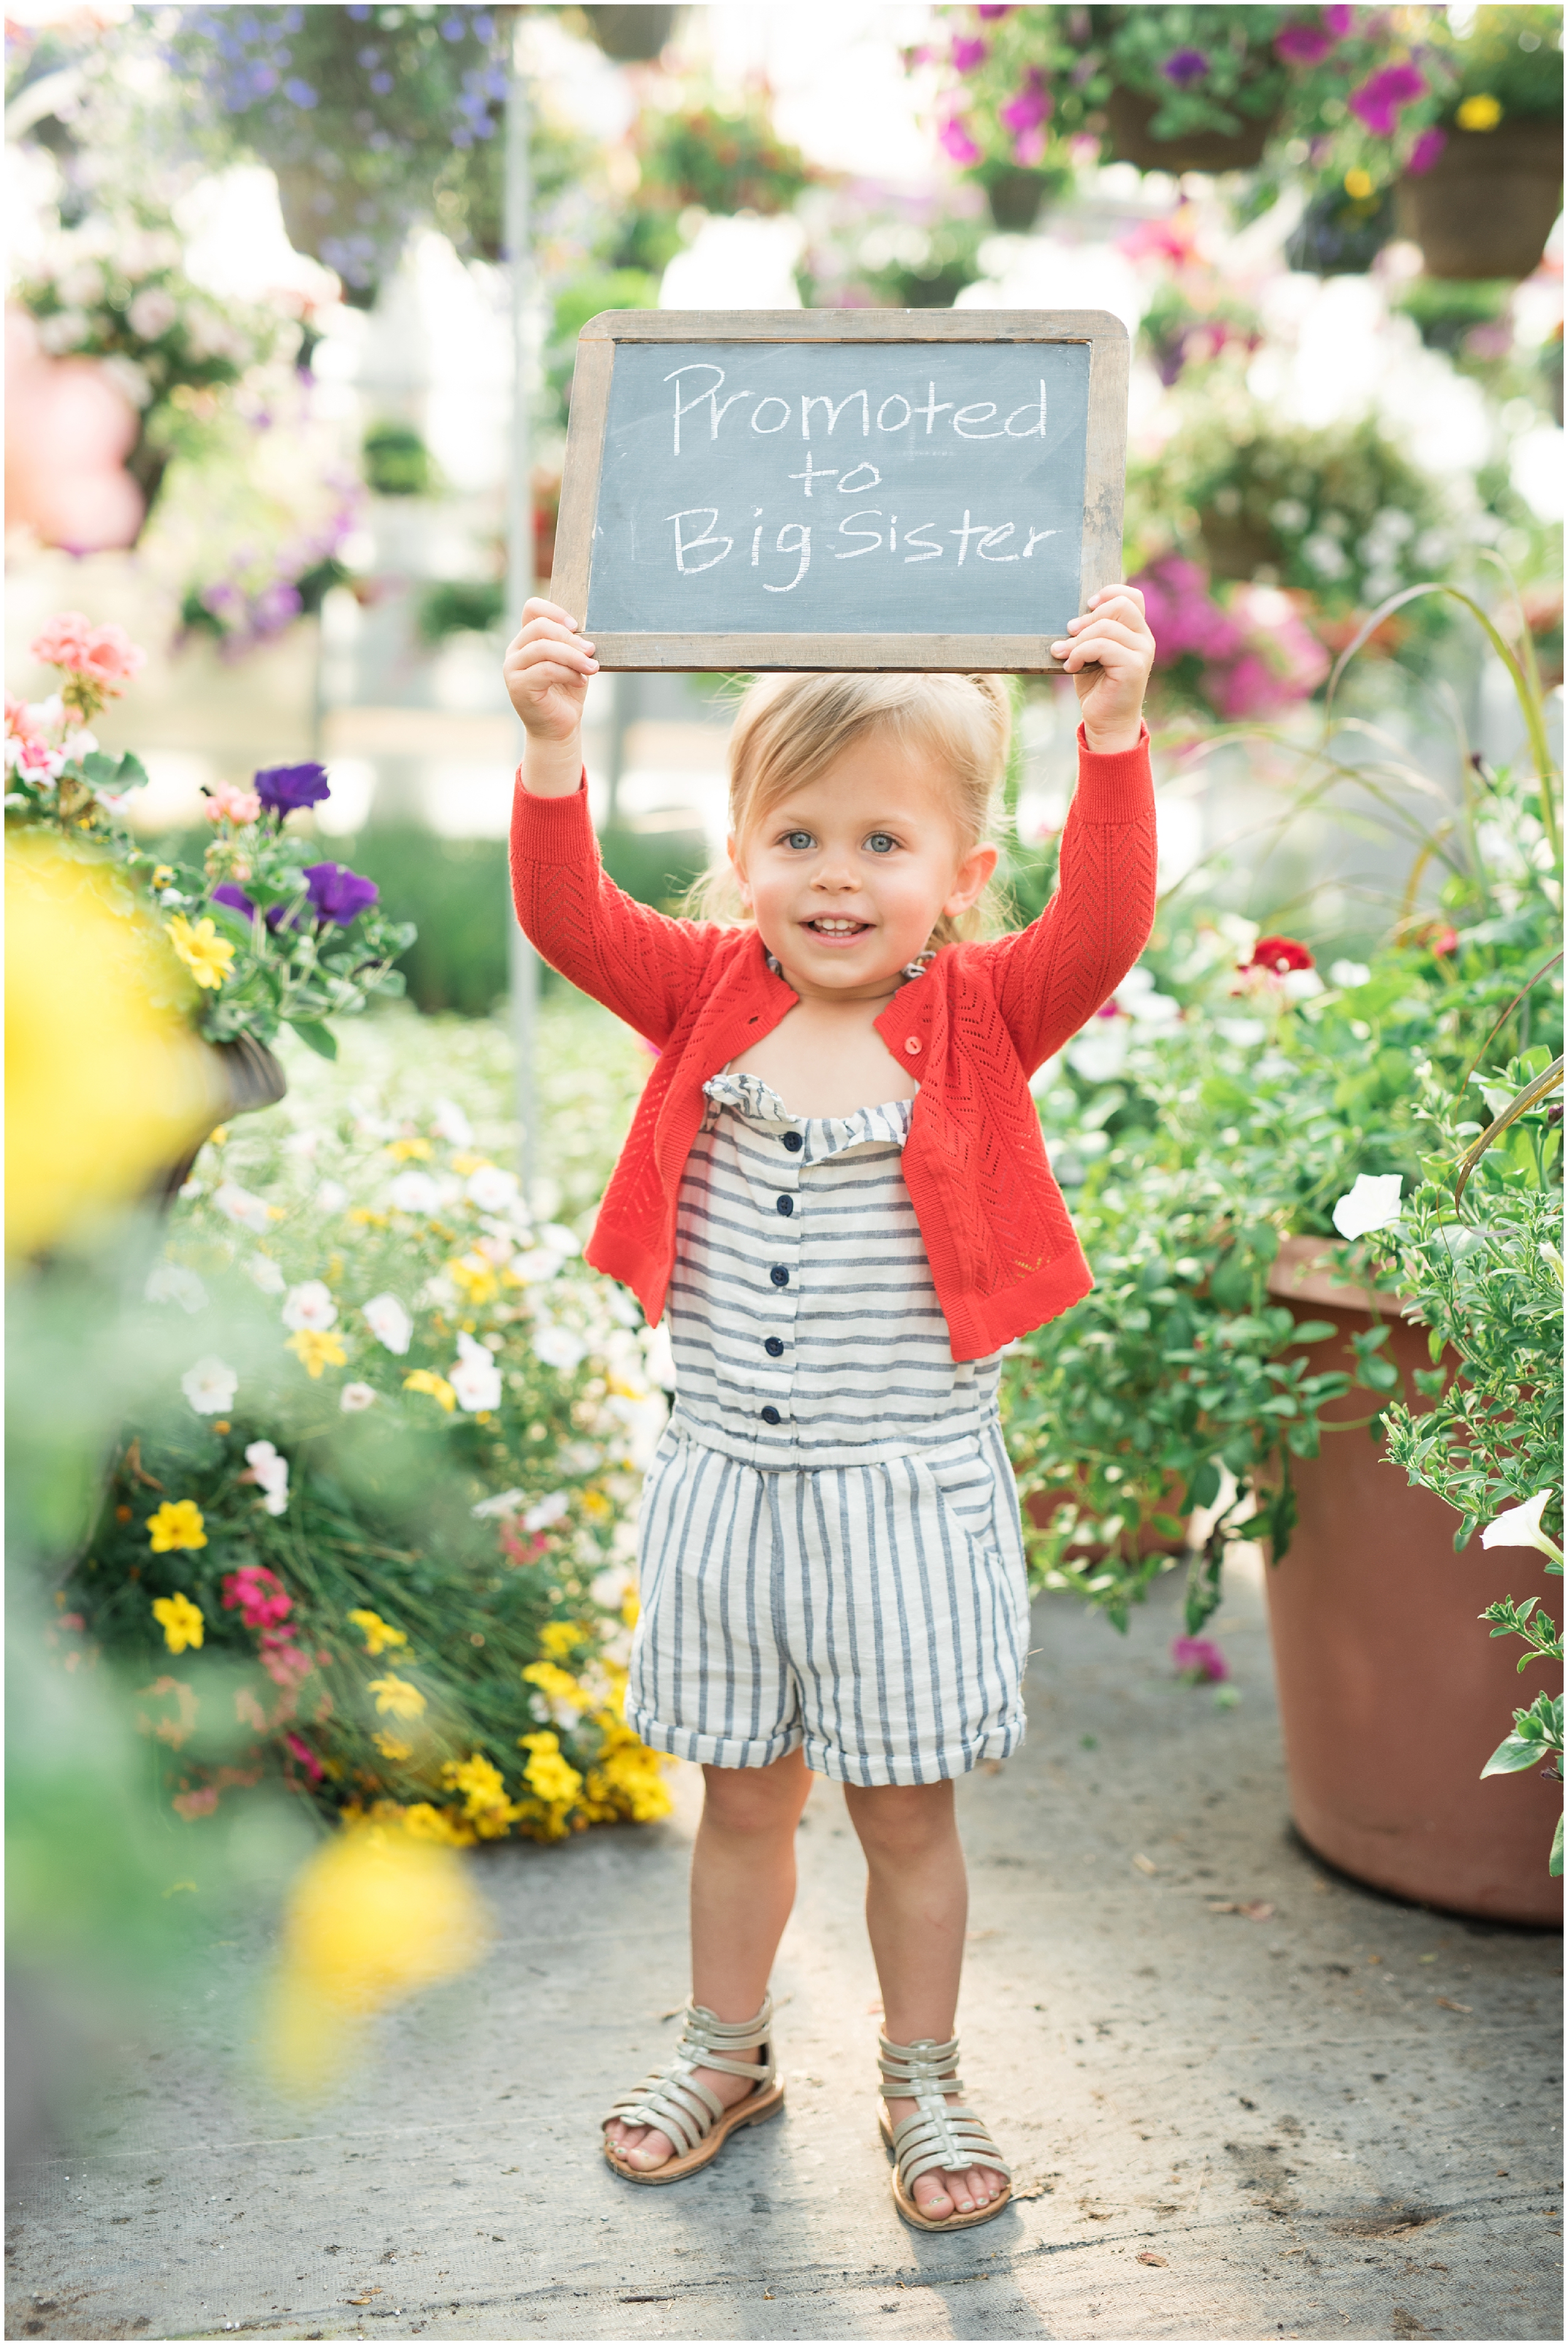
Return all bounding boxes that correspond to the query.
[764,1336,785,1358]
[776,1194,793,1217]
[770,1265,789,1287]
[760,1405,781,1425]
[782,1131,803,1152]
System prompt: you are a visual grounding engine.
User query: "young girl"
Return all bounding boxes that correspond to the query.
[505,589,1157,2231]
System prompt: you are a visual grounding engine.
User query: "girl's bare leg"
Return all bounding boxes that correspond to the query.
[842,1777,1006,2220]
[606,1745,811,2169]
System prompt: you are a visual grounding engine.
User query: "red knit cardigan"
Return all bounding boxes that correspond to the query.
[509,728,1157,1361]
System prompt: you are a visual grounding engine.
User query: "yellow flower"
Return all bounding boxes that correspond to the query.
[347,1206,389,1228]
[580,1487,613,1520]
[1342,166,1375,199]
[152,1592,205,1654]
[151,864,174,889]
[538,1620,588,1662]
[368,1674,426,1720]
[147,1498,207,1553]
[349,1607,408,1657]
[450,1151,485,1176]
[447,1254,499,1305]
[208,1124,229,1146]
[166,914,235,991]
[1456,92,1502,131]
[401,1801,476,1847]
[388,1137,432,1161]
[518,1729,583,1807]
[441,1752,522,1836]
[287,1327,347,1378]
[265,1824,489,2092]
[372,1731,414,1762]
[403,1368,457,1412]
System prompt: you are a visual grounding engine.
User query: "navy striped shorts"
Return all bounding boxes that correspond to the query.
[625,1417,1031,1787]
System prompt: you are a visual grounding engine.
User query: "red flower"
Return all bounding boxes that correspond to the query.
[1244,935,1315,976]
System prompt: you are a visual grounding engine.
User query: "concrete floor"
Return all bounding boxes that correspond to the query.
[7,1556,1562,2344]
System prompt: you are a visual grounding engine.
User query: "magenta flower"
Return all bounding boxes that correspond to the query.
[938,115,982,165]
[950,33,988,71]
[1274,21,1333,65]
[976,4,1013,16]
[1323,4,1354,31]
[1406,126,1447,173]
[303,861,379,925]
[1162,47,1209,87]
[254,760,331,816]
[1000,72,1051,135]
[1172,1635,1229,1683]
[1348,62,1426,137]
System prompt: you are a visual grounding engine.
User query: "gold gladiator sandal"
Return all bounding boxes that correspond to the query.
[602,1993,783,2184]
[877,2031,1012,2231]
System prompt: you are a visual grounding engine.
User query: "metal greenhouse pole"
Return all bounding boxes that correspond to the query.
[504,10,538,1200]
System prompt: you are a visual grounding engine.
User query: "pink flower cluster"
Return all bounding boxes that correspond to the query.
[1347,60,1426,139]
[5,693,65,785]
[1273,6,1353,67]
[204,779,263,826]
[29,610,145,694]
[1172,1635,1229,1684]
[1135,558,1329,722]
[222,1561,292,1629]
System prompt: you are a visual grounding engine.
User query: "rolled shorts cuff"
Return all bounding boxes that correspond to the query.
[801,1709,1027,1787]
[625,1702,804,1772]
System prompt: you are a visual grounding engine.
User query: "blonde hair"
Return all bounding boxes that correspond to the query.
[689,671,1012,948]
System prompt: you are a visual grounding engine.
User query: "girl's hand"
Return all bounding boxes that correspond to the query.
[504,597,599,797]
[1049,586,1155,756]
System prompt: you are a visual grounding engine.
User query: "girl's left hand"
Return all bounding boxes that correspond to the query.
[1050,586,1155,755]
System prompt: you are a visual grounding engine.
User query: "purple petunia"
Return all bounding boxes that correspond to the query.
[253,761,331,817]
[303,861,379,925]
[212,881,258,922]
[1274,21,1333,65]
[938,115,982,165]
[950,33,988,72]
[1172,1636,1229,1684]
[1406,126,1446,174]
[1347,61,1426,137]
[1162,46,1209,87]
[1000,69,1051,135]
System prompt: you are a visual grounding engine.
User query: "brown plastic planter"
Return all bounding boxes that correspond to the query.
[1261,1240,1562,1924]
[1106,86,1277,175]
[1397,120,1564,282]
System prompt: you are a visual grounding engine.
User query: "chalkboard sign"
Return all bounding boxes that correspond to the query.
[551,309,1128,673]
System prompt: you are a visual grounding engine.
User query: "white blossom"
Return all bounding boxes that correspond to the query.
[246,1253,286,1295]
[315,1179,348,1216]
[181,1355,238,1415]
[1480,1491,1562,1561]
[533,1323,587,1374]
[146,1262,208,1312]
[362,1292,412,1354]
[1330,960,1371,989]
[523,1489,571,1533]
[540,1221,581,1257]
[512,1247,564,1284]
[432,1097,473,1145]
[450,1331,502,1413]
[471,1487,524,1519]
[215,1181,273,1235]
[467,1162,521,1214]
[340,1382,378,1413]
[245,1438,290,1516]
[282,1279,338,1332]
[36,309,92,354]
[126,285,179,339]
[389,1169,442,1214]
[100,353,153,408]
[1331,1174,1404,1242]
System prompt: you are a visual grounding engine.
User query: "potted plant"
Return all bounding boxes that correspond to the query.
[1004,580,1561,1915]
[1393,6,1564,284]
[6,611,415,1140]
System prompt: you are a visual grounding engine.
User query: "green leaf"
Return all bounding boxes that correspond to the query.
[114,751,149,789]
[1551,1812,1564,1878]
[1481,1733,1544,1777]
[1186,1461,1222,1511]
[80,751,121,785]
[287,1019,339,1061]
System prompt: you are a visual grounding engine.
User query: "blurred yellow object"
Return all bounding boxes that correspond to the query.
[267,1824,490,2093]
[147,1499,207,1553]
[6,836,218,1257]
[151,1592,205,1652]
[1456,93,1502,131]
[1342,166,1375,199]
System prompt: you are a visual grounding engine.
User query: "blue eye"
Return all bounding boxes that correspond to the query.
[865,832,896,854]
[783,830,814,851]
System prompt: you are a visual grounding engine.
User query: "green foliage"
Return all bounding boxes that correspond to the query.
[635,83,816,219]
[363,420,438,498]
[546,269,663,427]
[415,579,507,646]
[1429,5,1564,125]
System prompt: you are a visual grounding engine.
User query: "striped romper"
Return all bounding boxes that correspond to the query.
[626,1066,1030,1787]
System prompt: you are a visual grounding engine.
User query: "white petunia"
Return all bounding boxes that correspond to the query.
[36,308,92,353]
[389,1169,442,1214]
[1480,1490,1562,1560]
[181,1355,238,1415]
[432,1097,473,1146]
[523,1489,571,1533]
[1330,960,1371,989]
[247,1253,286,1295]
[467,1163,521,1214]
[449,1334,502,1413]
[1067,1024,1130,1083]
[340,1382,378,1413]
[214,1181,273,1235]
[362,1292,413,1354]
[1216,1018,1266,1048]
[471,1487,524,1519]
[146,1262,208,1313]
[532,1323,587,1374]
[126,285,178,339]
[282,1279,338,1332]
[511,1247,564,1285]
[1281,966,1325,1003]
[245,1438,290,1516]
[540,1221,581,1257]
[315,1179,348,1216]
[1332,1173,1404,1241]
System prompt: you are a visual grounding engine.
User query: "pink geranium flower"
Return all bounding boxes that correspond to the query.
[938,115,982,166]
[1172,1635,1229,1683]
[1406,127,1446,174]
[283,1730,324,1782]
[950,33,988,71]
[30,610,145,692]
[204,779,263,826]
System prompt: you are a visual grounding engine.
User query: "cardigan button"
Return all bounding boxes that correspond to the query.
[904,1036,922,1056]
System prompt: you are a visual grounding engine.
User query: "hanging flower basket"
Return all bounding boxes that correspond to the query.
[159,1034,289,1203]
[1104,84,1278,174]
[1397,120,1565,283]
[977,163,1056,230]
[582,5,681,62]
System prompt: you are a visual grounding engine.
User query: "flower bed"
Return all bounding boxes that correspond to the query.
[68,1034,674,1846]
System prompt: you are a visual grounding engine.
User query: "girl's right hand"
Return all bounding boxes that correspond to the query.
[503,597,599,742]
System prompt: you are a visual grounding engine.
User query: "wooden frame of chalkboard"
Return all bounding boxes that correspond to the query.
[550,309,1128,673]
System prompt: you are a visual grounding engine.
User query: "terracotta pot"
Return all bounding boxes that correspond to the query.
[1106,85,1277,175]
[1397,120,1564,283]
[1261,1238,1562,1925]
